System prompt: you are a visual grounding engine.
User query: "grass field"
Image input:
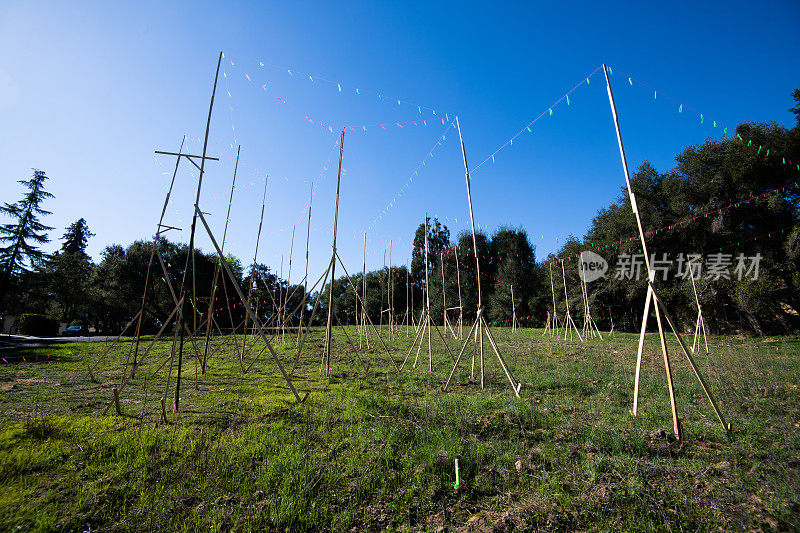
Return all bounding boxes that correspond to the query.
[0,324,798,532]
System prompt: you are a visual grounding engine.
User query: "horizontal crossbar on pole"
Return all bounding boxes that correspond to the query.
[154,150,220,161]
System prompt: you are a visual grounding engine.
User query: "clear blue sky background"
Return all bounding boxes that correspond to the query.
[1,0,798,282]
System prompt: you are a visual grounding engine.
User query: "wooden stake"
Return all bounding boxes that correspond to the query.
[113,388,122,415]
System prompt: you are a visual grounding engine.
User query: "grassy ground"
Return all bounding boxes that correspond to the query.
[0,323,798,532]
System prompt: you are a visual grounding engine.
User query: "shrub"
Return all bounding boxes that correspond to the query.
[17,314,59,337]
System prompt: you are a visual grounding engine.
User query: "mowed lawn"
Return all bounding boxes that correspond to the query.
[0,325,798,532]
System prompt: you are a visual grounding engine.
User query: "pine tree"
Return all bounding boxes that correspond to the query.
[61,218,95,256]
[0,169,54,309]
[47,218,95,322]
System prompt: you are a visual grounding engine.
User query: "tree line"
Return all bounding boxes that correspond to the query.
[2,90,798,336]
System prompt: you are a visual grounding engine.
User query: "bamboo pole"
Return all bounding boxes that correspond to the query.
[194,207,305,402]
[561,260,583,342]
[604,64,684,439]
[405,261,410,337]
[390,240,394,337]
[283,225,296,344]
[132,136,186,373]
[445,117,518,395]
[297,182,313,346]
[324,128,345,376]
[455,246,463,340]
[173,51,222,414]
[333,250,399,370]
[424,214,432,372]
[381,248,386,335]
[202,144,239,372]
[441,251,447,332]
[361,233,369,348]
[511,284,518,332]
[456,117,484,386]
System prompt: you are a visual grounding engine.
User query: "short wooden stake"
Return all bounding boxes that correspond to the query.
[113,388,122,415]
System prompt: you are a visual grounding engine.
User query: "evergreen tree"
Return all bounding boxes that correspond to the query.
[0,169,54,310]
[46,219,96,322]
[61,218,95,256]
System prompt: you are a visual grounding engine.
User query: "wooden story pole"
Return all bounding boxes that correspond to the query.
[511,284,517,332]
[284,225,296,344]
[604,63,686,438]
[242,175,269,363]
[173,51,222,414]
[455,246,463,340]
[424,214,433,372]
[297,182,313,345]
[202,144,239,372]
[390,240,394,337]
[324,128,345,376]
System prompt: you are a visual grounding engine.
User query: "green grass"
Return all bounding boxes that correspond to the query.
[0,325,798,531]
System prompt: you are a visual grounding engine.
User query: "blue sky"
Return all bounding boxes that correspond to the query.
[1,0,798,281]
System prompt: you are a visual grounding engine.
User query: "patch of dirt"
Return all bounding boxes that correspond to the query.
[458,510,515,532]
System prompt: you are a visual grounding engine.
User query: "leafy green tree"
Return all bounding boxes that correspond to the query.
[487,227,538,326]
[0,169,54,310]
[453,229,492,323]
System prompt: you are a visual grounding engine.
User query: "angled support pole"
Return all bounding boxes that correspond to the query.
[604,63,728,438]
[195,207,306,402]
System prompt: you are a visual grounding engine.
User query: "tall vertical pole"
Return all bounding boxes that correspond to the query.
[405,261,410,337]
[389,240,394,336]
[411,256,415,330]
[441,251,447,331]
[455,246,463,340]
[361,232,367,346]
[603,64,681,439]
[202,144,239,372]
[424,214,432,372]
[549,262,558,337]
[381,249,386,334]
[283,225,296,344]
[456,116,484,387]
[278,255,284,335]
[511,284,517,331]
[324,128,345,376]
[297,182,314,346]
[174,51,222,414]
[242,174,268,362]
